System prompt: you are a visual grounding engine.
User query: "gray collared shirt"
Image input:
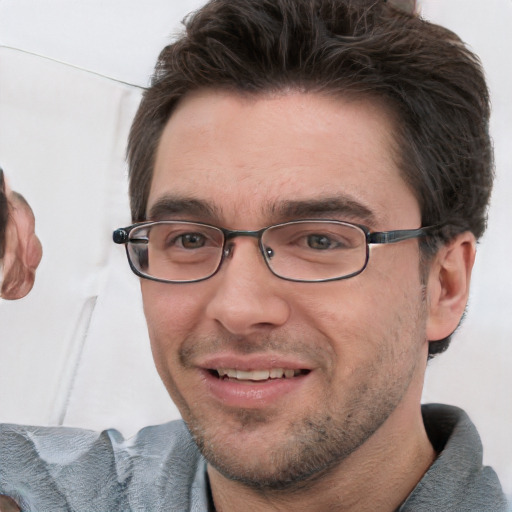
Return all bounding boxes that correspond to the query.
[0,404,508,511]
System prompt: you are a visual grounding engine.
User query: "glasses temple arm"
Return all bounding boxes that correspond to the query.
[368,227,434,244]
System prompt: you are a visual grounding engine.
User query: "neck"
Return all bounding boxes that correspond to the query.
[208,401,435,512]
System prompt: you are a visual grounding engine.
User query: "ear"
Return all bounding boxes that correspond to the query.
[425,231,476,342]
[1,195,42,300]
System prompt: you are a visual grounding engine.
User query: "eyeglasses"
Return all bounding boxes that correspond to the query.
[113,219,437,284]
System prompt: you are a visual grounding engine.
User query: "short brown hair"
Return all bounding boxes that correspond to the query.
[127,0,492,355]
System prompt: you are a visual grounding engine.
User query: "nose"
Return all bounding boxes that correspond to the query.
[205,238,290,336]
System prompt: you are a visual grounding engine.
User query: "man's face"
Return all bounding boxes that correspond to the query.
[141,90,430,488]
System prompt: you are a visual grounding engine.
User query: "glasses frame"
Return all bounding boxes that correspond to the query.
[113,219,439,284]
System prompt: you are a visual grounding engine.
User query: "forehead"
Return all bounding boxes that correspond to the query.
[149,89,419,229]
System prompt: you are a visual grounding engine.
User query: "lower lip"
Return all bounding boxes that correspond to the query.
[201,370,310,408]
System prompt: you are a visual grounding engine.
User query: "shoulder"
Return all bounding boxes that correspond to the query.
[399,404,509,511]
[0,418,196,458]
[0,420,208,511]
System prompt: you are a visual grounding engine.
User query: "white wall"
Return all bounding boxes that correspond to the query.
[0,0,510,494]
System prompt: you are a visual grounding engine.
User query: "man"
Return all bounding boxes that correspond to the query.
[0,0,508,510]
[0,167,42,300]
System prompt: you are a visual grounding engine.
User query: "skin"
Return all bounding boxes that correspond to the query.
[0,494,21,512]
[141,89,475,511]
[1,178,42,300]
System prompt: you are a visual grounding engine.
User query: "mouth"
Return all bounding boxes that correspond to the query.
[209,368,311,382]
[201,361,313,406]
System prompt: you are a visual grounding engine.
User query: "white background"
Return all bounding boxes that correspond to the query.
[0,0,511,495]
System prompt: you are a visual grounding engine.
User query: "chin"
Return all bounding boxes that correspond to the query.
[185,405,387,492]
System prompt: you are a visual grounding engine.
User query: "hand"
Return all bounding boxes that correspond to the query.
[0,168,43,300]
[0,495,20,512]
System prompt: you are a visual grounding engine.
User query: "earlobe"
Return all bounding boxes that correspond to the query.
[425,232,476,342]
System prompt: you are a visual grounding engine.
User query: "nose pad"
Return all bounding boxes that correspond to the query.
[223,242,235,259]
[223,240,274,264]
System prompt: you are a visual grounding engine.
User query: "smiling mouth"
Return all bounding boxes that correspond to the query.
[210,368,310,382]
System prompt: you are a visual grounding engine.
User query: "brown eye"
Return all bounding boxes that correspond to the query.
[177,233,206,249]
[307,234,334,250]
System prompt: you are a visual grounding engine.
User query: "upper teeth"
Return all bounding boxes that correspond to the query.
[217,368,300,380]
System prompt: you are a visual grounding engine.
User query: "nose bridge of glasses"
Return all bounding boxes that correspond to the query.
[222,228,268,259]
[223,228,264,240]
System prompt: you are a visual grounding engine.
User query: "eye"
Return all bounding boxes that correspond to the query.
[175,232,207,249]
[306,234,337,250]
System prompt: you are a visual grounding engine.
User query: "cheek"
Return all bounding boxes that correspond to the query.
[140,283,207,404]
[294,251,424,357]
[142,282,205,332]
[141,282,209,369]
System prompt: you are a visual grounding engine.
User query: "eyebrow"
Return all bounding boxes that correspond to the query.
[147,194,377,226]
[147,195,220,221]
[271,197,377,225]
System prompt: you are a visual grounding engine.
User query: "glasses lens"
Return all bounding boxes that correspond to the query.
[262,221,367,281]
[127,222,224,282]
